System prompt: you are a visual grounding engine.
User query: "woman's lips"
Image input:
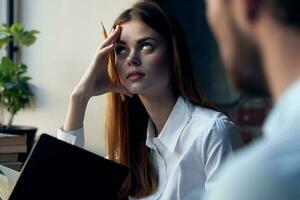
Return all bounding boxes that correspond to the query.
[126,71,145,81]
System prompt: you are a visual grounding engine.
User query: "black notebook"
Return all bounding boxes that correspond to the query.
[9,133,129,200]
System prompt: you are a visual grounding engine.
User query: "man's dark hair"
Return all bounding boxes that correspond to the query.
[265,0,300,29]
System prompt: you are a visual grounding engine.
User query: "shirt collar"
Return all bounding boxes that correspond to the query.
[263,78,300,139]
[145,96,194,153]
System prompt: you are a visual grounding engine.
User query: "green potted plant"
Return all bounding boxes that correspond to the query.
[0,22,39,159]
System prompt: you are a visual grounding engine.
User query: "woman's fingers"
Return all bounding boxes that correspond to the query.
[97,43,115,57]
[99,25,121,50]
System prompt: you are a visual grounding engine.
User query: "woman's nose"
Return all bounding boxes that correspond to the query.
[127,50,141,66]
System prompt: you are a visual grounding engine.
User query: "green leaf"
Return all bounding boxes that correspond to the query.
[29,30,40,34]
[3,96,9,104]
[0,37,12,49]
[0,86,5,92]
[0,23,10,30]
[0,57,15,77]
[18,31,37,46]
[0,31,12,39]
[10,23,24,34]
[0,24,11,35]
[17,64,28,75]
[1,57,14,69]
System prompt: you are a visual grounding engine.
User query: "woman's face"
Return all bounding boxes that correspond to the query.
[114,19,172,96]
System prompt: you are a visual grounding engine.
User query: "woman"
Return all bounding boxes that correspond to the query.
[58,1,234,199]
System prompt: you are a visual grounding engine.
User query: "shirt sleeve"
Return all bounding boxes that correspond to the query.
[201,117,234,191]
[57,127,84,148]
[0,164,19,198]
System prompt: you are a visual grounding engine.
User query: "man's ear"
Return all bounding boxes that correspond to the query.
[245,0,263,21]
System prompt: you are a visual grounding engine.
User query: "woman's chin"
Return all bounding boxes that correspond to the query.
[127,86,145,95]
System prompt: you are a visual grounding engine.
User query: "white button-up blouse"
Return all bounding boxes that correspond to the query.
[57,96,234,200]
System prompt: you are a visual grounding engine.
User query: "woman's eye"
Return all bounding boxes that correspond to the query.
[141,43,155,51]
[115,46,129,56]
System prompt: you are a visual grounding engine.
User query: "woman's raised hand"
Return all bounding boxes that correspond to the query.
[72,25,132,100]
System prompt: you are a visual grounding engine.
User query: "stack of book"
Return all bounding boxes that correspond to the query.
[0,133,27,171]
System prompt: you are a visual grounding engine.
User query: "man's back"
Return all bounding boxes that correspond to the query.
[204,79,300,200]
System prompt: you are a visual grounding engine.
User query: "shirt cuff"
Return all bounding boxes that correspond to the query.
[57,127,84,148]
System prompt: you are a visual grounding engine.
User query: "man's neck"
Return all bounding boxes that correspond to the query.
[258,15,300,101]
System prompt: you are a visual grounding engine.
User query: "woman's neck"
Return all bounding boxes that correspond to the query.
[139,92,178,136]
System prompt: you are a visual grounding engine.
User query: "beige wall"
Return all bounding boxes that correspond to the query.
[0,0,6,28]
[0,0,7,58]
[12,0,136,155]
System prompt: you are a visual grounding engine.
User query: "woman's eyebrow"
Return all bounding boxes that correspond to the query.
[136,37,157,44]
[116,40,127,45]
[117,37,157,45]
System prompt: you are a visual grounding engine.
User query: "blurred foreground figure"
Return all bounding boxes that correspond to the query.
[204,0,300,199]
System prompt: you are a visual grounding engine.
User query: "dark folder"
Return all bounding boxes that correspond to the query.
[9,133,129,200]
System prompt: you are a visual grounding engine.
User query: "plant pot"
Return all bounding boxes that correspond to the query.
[0,125,38,162]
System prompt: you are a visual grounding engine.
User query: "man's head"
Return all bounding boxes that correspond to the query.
[205,0,300,96]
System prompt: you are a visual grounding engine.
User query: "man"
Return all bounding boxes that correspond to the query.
[203,0,300,199]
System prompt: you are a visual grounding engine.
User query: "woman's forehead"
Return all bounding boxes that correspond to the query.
[118,20,163,43]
